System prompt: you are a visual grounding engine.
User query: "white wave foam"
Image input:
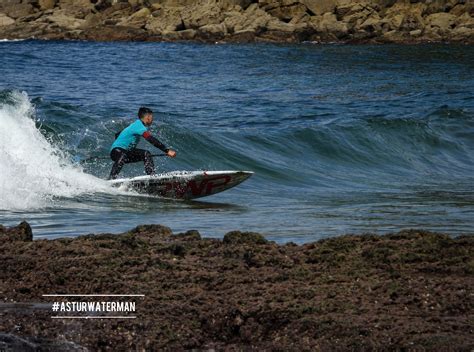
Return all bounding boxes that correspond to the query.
[0,39,26,42]
[0,91,112,210]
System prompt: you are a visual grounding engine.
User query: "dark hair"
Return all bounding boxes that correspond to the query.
[138,107,153,119]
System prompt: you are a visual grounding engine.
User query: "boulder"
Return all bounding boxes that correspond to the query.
[383,2,425,32]
[83,12,103,27]
[409,28,422,37]
[176,28,197,39]
[0,222,33,242]
[119,7,151,27]
[223,5,272,33]
[336,3,365,20]
[266,19,297,32]
[39,0,58,10]
[2,4,34,19]
[46,10,86,29]
[181,0,225,29]
[58,0,94,19]
[0,13,15,27]
[312,13,348,37]
[301,0,348,16]
[340,7,373,31]
[145,7,183,33]
[199,22,227,36]
[451,25,474,40]
[457,13,474,28]
[426,12,457,31]
[230,28,255,41]
[359,13,382,32]
[267,3,308,22]
[379,14,404,31]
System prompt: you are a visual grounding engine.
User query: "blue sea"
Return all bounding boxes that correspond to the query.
[0,40,473,243]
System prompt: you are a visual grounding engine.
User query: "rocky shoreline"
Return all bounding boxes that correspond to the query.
[0,0,473,44]
[0,221,472,350]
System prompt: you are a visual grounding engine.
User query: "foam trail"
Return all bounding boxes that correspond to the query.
[0,91,111,210]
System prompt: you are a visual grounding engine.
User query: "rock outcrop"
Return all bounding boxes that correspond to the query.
[0,0,472,43]
[0,222,473,350]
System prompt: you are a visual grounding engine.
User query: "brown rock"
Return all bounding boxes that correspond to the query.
[39,0,58,11]
[426,12,457,31]
[452,25,474,41]
[181,0,225,29]
[457,12,474,29]
[145,7,183,34]
[0,13,15,27]
[301,0,342,16]
[83,12,103,27]
[199,22,227,38]
[0,221,33,242]
[267,19,297,32]
[82,25,148,40]
[119,7,151,28]
[46,10,86,30]
[176,28,197,39]
[230,28,255,41]
[267,3,308,22]
[359,13,382,32]
[223,5,272,33]
[409,28,422,37]
[315,12,348,37]
[3,4,34,19]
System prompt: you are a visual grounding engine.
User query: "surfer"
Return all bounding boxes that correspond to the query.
[108,107,176,180]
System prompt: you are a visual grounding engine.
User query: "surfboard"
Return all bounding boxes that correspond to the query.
[109,170,253,200]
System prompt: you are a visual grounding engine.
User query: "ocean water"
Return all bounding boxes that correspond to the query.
[0,40,473,243]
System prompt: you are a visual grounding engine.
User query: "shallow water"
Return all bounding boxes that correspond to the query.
[0,40,473,243]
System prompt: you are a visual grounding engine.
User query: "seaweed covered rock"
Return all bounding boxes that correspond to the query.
[0,221,33,242]
[223,231,268,245]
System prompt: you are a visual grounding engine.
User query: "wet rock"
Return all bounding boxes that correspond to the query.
[0,333,87,351]
[0,221,33,242]
[223,231,268,245]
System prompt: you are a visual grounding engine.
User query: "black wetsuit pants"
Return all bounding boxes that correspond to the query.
[108,148,155,180]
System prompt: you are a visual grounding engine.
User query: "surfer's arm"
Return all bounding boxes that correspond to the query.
[142,131,169,152]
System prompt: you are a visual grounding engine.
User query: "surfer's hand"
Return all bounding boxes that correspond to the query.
[167,149,177,158]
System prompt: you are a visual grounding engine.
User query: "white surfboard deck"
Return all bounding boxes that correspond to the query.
[109,170,253,200]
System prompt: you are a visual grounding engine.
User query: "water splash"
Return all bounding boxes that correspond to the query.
[0,91,111,210]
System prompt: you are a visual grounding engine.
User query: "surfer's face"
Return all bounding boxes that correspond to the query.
[142,114,153,126]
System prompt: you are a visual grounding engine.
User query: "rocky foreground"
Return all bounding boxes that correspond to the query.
[0,0,473,44]
[0,222,473,351]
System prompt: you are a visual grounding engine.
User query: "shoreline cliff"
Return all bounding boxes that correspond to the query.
[0,0,473,44]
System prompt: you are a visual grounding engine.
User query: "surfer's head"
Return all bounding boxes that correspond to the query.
[138,107,153,126]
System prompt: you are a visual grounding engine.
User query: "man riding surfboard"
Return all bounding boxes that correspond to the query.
[108,107,176,180]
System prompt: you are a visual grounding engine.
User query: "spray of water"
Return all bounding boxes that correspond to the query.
[0,91,112,210]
